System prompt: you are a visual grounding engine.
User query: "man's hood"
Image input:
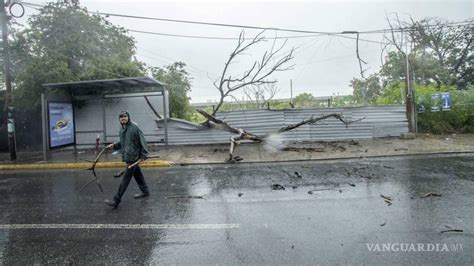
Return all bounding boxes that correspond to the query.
[119,110,131,125]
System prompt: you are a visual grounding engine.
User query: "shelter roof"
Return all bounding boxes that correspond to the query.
[43,77,164,92]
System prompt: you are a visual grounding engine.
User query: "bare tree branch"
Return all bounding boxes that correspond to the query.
[276,114,365,133]
[386,13,404,54]
[144,96,162,119]
[243,83,280,109]
[211,29,294,116]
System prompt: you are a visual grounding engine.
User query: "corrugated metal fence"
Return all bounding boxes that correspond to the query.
[156,105,408,145]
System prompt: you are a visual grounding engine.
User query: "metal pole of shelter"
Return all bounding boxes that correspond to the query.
[41,93,48,162]
[1,0,16,161]
[102,94,107,143]
[72,103,77,154]
[162,87,168,145]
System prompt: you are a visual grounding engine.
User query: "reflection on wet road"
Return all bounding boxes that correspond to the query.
[0,154,473,264]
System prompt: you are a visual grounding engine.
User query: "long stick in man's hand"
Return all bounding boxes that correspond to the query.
[79,144,112,193]
[113,154,161,178]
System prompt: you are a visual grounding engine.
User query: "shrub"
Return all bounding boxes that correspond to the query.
[416,85,474,133]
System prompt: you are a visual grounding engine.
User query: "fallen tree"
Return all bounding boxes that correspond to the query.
[197,109,364,162]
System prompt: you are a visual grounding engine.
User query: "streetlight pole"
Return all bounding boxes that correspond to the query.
[1,0,17,161]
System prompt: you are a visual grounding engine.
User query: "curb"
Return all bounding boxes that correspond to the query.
[0,160,171,170]
[0,151,472,170]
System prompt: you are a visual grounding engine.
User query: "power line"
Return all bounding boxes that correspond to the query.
[20,2,386,44]
[91,10,474,37]
[93,11,385,44]
[23,1,473,38]
[129,29,323,40]
[138,47,220,79]
[138,53,216,81]
[360,20,474,34]
[298,48,382,66]
[86,12,473,45]
[21,3,339,42]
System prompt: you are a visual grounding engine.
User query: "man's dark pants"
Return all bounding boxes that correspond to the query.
[114,165,149,203]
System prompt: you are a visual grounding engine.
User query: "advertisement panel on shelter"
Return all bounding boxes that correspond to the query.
[48,102,75,148]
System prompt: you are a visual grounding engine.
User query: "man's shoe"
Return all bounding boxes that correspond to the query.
[104,199,119,209]
[134,193,150,199]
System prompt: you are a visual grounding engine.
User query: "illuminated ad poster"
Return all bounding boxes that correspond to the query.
[48,102,76,148]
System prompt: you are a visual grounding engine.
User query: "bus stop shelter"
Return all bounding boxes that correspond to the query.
[41,77,168,161]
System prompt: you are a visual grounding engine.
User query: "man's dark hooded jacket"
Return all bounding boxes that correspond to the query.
[113,111,149,163]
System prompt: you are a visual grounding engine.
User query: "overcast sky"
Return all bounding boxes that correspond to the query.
[21,1,473,103]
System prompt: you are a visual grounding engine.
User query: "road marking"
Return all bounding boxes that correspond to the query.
[0,224,240,230]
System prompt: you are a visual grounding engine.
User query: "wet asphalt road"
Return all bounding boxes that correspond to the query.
[0,154,473,265]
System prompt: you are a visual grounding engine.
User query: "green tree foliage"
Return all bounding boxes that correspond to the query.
[381,51,451,88]
[381,18,472,89]
[270,99,293,110]
[150,62,193,120]
[363,18,473,133]
[293,93,316,108]
[350,75,383,104]
[375,81,405,105]
[11,2,145,110]
[409,18,473,89]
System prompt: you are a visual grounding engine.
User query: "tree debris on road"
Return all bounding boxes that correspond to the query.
[283,146,325,152]
[394,148,408,151]
[380,194,392,201]
[191,180,203,186]
[440,229,463,233]
[381,194,393,206]
[308,188,331,194]
[349,140,359,146]
[272,184,286,190]
[421,192,442,198]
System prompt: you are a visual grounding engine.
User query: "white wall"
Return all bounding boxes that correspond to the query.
[73,92,168,147]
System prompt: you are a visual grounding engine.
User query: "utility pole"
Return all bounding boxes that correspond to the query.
[1,0,16,161]
[404,34,414,133]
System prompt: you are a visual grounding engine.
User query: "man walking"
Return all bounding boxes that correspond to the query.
[105,111,150,209]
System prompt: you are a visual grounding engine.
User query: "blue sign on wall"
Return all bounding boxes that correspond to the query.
[48,102,75,148]
[441,93,451,111]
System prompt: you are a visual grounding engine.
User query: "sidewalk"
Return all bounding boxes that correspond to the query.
[1,133,473,170]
